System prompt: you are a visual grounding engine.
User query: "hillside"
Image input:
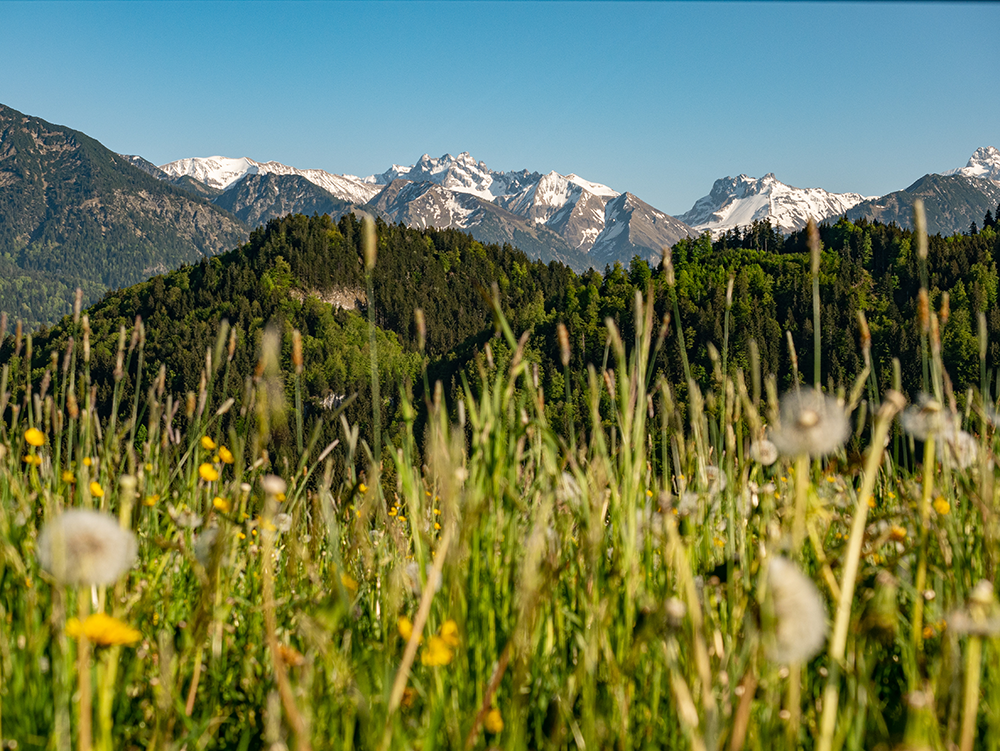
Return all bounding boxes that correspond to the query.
[11,210,1000,465]
[845,173,1000,235]
[0,103,248,328]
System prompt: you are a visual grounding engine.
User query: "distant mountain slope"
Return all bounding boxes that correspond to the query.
[366,179,593,270]
[212,172,358,226]
[162,151,696,269]
[942,146,1000,182]
[0,103,248,327]
[845,173,1000,235]
[589,192,694,267]
[677,173,869,237]
[160,155,381,205]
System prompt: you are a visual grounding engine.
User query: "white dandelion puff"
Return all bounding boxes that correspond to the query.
[770,388,850,459]
[938,429,978,470]
[750,439,779,466]
[37,509,137,587]
[899,394,955,441]
[763,556,828,664]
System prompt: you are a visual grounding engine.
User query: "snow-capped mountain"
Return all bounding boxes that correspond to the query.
[941,146,1000,183]
[678,174,870,238]
[159,156,381,205]
[590,193,695,267]
[154,151,692,269]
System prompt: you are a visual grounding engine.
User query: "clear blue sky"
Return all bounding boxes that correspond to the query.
[2,1,998,215]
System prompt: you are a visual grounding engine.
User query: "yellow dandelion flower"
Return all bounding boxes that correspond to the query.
[23,454,42,466]
[143,494,159,507]
[484,708,504,735]
[218,445,234,464]
[388,507,398,517]
[198,463,219,482]
[24,428,45,447]
[66,613,141,646]
[61,470,75,483]
[83,457,92,467]
[889,526,907,542]
[398,515,407,523]
[439,619,460,648]
[421,635,453,666]
[868,497,876,509]
[923,625,936,640]
[887,491,896,500]
[434,522,441,530]
[398,616,419,642]
[276,492,286,502]
[201,436,217,451]
[933,496,950,516]
[826,475,836,483]
[646,489,654,497]
[359,483,368,494]
[89,481,104,498]
[213,496,231,513]
[434,508,441,515]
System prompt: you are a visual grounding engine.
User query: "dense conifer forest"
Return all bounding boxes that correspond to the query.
[6,208,1000,466]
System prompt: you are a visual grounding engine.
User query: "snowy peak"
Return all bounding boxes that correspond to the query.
[160,156,259,190]
[942,146,1000,182]
[678,174,870,237]
[159,156,380,205]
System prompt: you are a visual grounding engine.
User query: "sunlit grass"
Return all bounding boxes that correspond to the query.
[2,204,1000,751]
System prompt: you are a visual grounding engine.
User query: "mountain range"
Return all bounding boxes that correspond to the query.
[1,99,999,328]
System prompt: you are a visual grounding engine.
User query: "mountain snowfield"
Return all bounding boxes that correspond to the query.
[157,146,1000,267]
[159,156,381,205]
[942,146,1000,183]
[677,173,873,238]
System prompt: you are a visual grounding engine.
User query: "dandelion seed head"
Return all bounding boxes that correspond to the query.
[273,512,292,533]
[261,474,287,497]
[750,439,778,466]
[770,388,850,459]
[899,394,955,441]
[939,429,978,470]
[763,556,828,664]
[194,526,219,568]
[37,509,137,587]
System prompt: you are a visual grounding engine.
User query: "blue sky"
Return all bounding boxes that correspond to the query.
[2,1,997,214]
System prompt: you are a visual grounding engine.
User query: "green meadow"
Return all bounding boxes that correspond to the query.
[3,204,1000,751]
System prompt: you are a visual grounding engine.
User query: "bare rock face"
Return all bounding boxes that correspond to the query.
[0,103,248,327]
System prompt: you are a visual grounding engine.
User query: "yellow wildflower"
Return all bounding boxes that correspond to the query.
[201,436,217,451]
[484,708,504,734]
[23,454,42,466]
[89,481,104,498]
[66,613,141,646]
[276,492,286,502]
[83,457,92,467]
[933,496,950,516]
[889,526,907,542]
[421,635,454,666]
[868,497,876,508]
[359,483,368,494]
[341,573,358,592]
[24,428,45,447]
[213,496,231,513]
[218,445,234,464]
[143,494,159,507]
[61,470,75,483]
[439,619,460,648]
[398,616,420,642]
[199,463,219,482]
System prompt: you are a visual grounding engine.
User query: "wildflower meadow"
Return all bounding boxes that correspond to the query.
[3,203,1000,751]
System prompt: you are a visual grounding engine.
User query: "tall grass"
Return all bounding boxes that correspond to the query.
[2,206,1000,751]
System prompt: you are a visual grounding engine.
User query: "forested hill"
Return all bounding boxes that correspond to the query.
[10,211,1000,456]
[0,103,248,328]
